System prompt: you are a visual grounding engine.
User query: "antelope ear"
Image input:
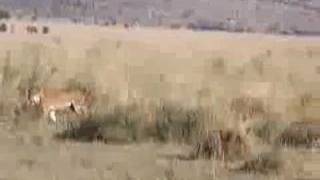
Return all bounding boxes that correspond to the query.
[69,102,76,112]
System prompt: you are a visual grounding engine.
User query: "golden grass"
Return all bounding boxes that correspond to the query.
[0,24,319,178]
[0,25,319,136]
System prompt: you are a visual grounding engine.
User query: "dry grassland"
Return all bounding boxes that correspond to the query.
[0,24,320,180]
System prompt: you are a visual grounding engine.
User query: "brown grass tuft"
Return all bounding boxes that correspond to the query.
[232,148,303,178]
[190,129,251,161]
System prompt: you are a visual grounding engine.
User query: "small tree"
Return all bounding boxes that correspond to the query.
[0,9,10,20]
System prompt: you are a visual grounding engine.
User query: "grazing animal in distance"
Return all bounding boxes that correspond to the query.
[26,87,94,124]
[0,23,7,32]
[42,26,49,34]
[124,23,130,29]
[26,25,38,34]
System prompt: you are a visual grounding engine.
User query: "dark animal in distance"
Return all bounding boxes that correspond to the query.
[42,26,49,34]
[0,23,7,32]
[26,25,38,34]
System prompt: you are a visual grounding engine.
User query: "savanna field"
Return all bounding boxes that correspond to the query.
[0,23,320,180]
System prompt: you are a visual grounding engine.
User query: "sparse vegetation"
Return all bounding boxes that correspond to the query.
[233,148,303,177]
[54,101,202,144]
[0,26,319,179]
[276,121,320,148]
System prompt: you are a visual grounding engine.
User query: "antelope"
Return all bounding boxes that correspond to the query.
[26,87,94,124]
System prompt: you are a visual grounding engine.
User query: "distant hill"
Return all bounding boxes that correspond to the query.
[1,0,320,35]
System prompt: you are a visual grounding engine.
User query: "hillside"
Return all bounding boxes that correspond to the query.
[1,0,320,34]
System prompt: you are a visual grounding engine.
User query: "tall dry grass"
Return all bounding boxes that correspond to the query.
[0,28,319,178]
[0,36,315,139]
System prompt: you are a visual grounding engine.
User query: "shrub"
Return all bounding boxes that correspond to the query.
[252,119,289,145]
[55,101,202,144]
[155,103,200,143]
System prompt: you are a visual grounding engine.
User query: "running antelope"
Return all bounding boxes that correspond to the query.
[27,87,94,123]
